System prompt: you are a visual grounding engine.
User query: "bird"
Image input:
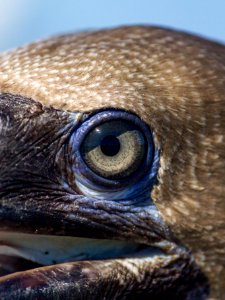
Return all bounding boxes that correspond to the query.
[0,25,224,299]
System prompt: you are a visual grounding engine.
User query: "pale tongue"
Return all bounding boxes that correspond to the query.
[0,231,143,265]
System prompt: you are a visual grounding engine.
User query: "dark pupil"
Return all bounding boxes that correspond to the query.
[100,135,120,156]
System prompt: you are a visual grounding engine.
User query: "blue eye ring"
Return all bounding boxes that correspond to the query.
[69,109,155,189]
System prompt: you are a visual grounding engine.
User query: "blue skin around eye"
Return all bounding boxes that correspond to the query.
[68,109,160,207]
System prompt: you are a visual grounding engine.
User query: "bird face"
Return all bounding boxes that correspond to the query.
[0,26,224,299]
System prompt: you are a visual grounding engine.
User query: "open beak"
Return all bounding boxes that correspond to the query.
[0,229,209,299]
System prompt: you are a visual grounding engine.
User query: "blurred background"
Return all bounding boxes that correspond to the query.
[0,0,224,52]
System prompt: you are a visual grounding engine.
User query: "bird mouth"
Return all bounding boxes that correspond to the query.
[0,231,166,271]
[0,231,208,299]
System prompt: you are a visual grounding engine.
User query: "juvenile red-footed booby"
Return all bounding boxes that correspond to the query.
[0,26,224,299]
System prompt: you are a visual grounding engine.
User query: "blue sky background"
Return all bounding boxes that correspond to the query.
[0,0,224,52]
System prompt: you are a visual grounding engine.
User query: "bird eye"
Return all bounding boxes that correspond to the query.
[81,120,147,179]
[70,110,156,190]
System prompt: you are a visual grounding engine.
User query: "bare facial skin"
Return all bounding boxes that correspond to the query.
[0,26,224,299]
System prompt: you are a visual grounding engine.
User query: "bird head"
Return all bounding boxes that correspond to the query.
[0,26,224,299]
